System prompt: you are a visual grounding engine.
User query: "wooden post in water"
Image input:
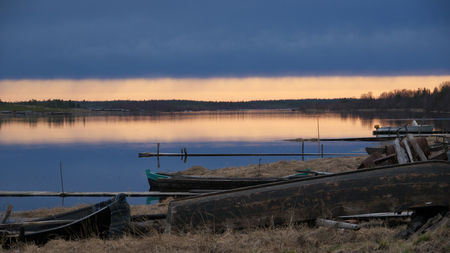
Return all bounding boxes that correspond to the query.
[321,144,324,158]
[59,160,65,206]
[302,140,305,161]
[157,143,161,168]
[317,117,321,154]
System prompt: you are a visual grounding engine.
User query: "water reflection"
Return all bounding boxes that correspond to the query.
[0,111,369,144]
[0,111,448,145]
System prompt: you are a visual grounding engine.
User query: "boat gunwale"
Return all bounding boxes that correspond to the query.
[5,197,119,237]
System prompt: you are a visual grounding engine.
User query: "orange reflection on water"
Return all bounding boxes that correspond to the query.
[0,112,377,144]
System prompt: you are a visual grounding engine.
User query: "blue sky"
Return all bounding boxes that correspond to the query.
[1,0,449,80]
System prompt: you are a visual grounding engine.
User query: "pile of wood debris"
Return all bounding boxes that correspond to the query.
[359,134,448,169]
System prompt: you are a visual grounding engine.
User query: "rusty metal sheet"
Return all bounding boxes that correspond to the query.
[167,161,450,232]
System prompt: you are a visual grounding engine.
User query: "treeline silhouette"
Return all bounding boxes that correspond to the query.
[3,82,449,112]
[19,99,81,109]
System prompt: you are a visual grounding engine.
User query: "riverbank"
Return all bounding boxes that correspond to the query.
[4,156,449,253]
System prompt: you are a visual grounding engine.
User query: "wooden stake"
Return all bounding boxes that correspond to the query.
[59,160,65,206]
[1,205,12,224]
[157,143,160,168]
[393,139,409,164]
[317,117,320,153]
[302,140,305,161]
[402,139,414,162]
[407,134,427,161]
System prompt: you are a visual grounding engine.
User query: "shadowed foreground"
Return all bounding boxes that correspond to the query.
[4,224,449,253]
[4,156,449,252]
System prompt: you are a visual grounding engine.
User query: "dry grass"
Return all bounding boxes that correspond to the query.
[4,223,449,253]
[175,156,367,177]
[5,156,449,252]
[10,204,90,220]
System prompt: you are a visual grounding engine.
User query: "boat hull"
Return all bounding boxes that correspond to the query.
[148,174,287,192]
[2,194,130,246]
[167,161,450,232]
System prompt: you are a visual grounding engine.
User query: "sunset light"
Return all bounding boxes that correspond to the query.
[1,75,449,101]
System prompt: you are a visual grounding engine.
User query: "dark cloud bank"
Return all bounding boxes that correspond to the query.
[0,0,449,79]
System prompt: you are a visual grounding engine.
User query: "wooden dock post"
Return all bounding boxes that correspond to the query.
[302,140,305,161]
[157,143,161,168]
[59,160,65,206]
[317,117,321,154]
[321,144,324,158]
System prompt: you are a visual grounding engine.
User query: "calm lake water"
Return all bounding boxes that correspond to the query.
[1,110,448,210]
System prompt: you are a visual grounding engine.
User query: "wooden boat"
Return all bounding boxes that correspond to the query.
[166,161,450,232]
[1,194,130,246]
[373,120,433,135]
[146,169,316,192]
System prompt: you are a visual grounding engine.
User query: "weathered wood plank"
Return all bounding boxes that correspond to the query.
[402,138,415,162]
[393,139,409,164]
[316,218,360,230]
[0,191,198,197]
[407,134,428,161]
[139,152,364,157]
[1,205,12,224]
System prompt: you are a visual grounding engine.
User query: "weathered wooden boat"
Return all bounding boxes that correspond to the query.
[1,194,130,246]
[146,169,315,192]
[166,161,450,232]
[373,120,433,135]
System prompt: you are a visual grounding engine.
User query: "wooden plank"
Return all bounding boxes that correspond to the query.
[139,152,365,158]
[393,139,409,164]
[286,134,449,142]
[1,205,12,224]
[407,134,428,161]
[402,138,415,162]
[0,191,199,197]
[373,154,396,164]
[316,218,360,230]
[339,211,412,219]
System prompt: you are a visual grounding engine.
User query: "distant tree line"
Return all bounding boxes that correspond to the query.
[5,82,450,113]
[19,99,81,109]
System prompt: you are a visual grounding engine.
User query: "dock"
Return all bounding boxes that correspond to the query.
[138,152,365,158]
[0,191,199,197]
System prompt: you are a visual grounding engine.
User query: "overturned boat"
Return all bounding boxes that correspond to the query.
[166,161,450,232]
[146,169,318,192]
[1,194,130,246]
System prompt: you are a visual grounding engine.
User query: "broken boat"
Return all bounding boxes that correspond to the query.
[0,194,130,246]
[166,161,450,232]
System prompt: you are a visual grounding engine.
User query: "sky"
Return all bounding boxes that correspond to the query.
[0,0,449,101]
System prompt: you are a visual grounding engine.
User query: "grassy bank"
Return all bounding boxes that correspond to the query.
[4,222,449,253]
[4,156,450,252]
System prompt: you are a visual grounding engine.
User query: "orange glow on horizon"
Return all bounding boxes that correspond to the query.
[0,76,449,102]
